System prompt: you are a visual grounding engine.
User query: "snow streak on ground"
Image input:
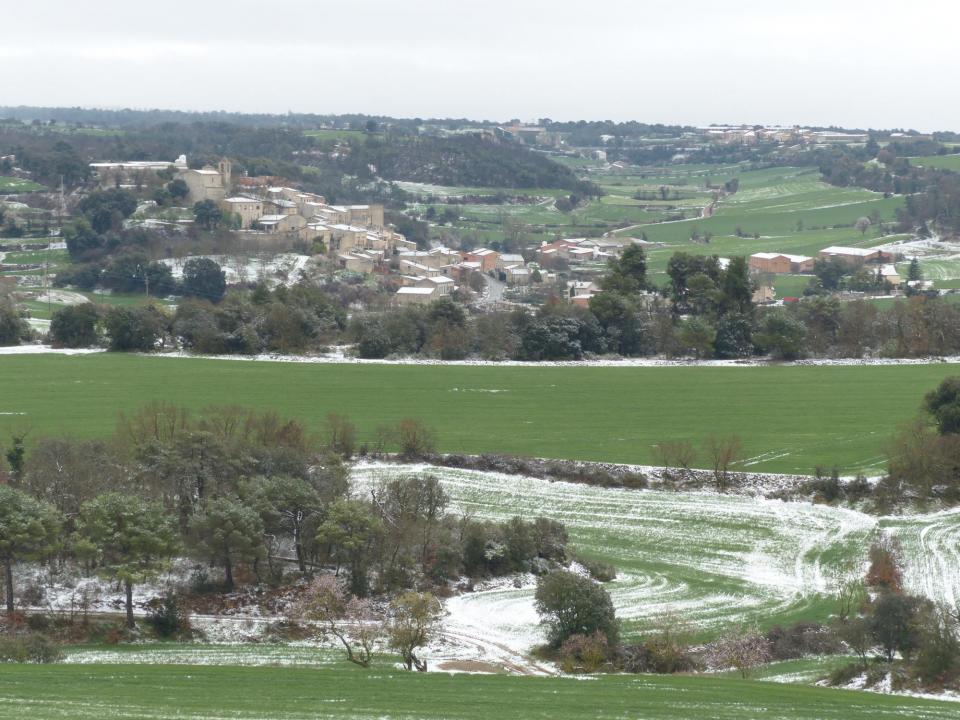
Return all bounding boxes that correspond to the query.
[882,507,960,613]
[352,463,960,675]
[160,253,312,288]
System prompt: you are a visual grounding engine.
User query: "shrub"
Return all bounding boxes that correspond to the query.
[560,631,609,673]
[828,661,863,686]
[0,634,62,663]
[534,570,619,648]
[574,556,617,583]
[765,622,844,660]
[146,594,190,639]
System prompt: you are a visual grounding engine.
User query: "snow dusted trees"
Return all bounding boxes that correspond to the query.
[296,575,381,668]
[75,493,179,628]
[534,570,619,648]
[387,591,442,671]
[189,498,264,590]
[0,486,61,614]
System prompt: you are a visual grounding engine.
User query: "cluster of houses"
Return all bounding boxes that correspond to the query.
[749,245,902,293]
[535,237,634,265]
[393,246,538,305]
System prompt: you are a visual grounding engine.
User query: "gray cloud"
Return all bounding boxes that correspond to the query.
[5,0,957,129]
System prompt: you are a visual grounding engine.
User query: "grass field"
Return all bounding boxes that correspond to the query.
[1,355,959,474]
[910,154,960,171]
[0,176,43,193]
[0,663,956,719]
[304,128,376,142]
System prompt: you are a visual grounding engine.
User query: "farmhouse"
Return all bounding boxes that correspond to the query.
[818,246,893,268]
[749,252,815,274]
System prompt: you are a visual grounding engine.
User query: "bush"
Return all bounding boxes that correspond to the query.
[534,570,619,648]
[574,556,617,583]
[559,631,609,673]
[0,634,62,663]
[828,661,864,686]
[146,594,190,639]
[25,614,52,633]
[765,622,843,660]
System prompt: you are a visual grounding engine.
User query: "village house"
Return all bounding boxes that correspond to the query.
[415,275,455,296]
[496,253,525,270]
[504,266,531,285]
[220,197,264,229]
[463,248,499,272]
[256,213,308,237]
[749,252,815,274]
[394,286,438,305]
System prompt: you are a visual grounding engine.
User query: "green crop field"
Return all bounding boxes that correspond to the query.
[0,663,956,720]
[0,176,43,192]
[910,154,960,171]
[1,355,958,474]
[304,128,374,142]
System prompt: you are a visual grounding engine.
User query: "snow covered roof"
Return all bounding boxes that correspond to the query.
[499,253,525,263]
[751,252,812,262]
[223,196,259,204]
[423,275,454,284]
[258,214,288,223]
[397,287,436,295]
[820,246,876,257]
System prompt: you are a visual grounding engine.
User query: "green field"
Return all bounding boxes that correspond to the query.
[910,154,960,171]
[304,128,374,142]
[0,663,955,720]
[0,176,43,193]
[1,355,959,474]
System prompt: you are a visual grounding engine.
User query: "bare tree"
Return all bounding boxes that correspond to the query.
[708,628,772,678]
[704,435,743,491]
[855,216,872,236]
[653,440,698,481]
[325,413,356,458]
[296,575,382,667]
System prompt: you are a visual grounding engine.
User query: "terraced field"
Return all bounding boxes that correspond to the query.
[354,464,960,651]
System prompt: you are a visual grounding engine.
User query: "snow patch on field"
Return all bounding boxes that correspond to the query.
[351,462,960,675]
[160,253,312,288]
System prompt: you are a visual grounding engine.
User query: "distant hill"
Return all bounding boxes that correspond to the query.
[336,135,596,193]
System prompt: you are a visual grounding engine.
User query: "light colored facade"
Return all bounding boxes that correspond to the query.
[497,253,525,269]
[220,197,264,229]
[415,275,455,296]
[179,159,231,204]
[257,213,308,235]
[395,286,437,305]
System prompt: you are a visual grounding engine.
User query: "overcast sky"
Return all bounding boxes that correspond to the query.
[4,0,957,130]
